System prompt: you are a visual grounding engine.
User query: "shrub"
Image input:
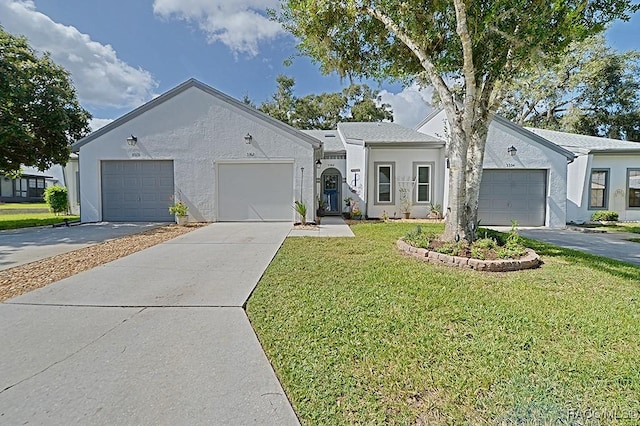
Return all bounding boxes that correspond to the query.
[169,201,189,216]
[591,210,619,222]
[293,200,307,225]
[404,225,433,249]
[44,185,68,214]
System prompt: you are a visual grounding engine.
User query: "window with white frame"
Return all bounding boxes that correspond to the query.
[629,169,640,208]
[415,164,431,203]
[376,163,393,204]
[589,169,608,209]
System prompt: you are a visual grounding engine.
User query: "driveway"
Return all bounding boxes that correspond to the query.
[0,223,299,425]
[518,228,640,266]
[0,222,164,271]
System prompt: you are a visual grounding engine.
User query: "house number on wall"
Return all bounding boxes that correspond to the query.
[505,163,515,168]
[246,152,255,157]
[131,152,141,158]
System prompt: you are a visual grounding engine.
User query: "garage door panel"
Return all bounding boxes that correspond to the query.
[479,170,546,226]
[217,162,294,222]
[101,160,174,222]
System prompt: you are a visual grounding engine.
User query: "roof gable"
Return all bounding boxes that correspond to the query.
[417,108,575,160]
[72,78,321,151]
[526,127,640,154]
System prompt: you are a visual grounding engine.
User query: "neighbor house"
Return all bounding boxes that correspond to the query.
[416,110,576,227]
[71,79,322,223]
[0,159,79,215]
[527,128,640,223]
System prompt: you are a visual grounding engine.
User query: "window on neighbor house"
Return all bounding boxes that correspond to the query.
[415,165,431,203]
[27,177,45,198]
[14,178,28,197]
[589,169,608,209]
[629,169,640,208]
[376,163,393,203]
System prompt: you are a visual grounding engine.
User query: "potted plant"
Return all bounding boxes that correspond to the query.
[350,201,362,220]
[169,201,189,225]
[428,202,443,219]
[343,197,353,219]
[317,196,327,218]
[399,188,411,219]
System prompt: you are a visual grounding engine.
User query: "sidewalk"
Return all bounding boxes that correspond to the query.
[288,215,354,237]
[0,223,299,425]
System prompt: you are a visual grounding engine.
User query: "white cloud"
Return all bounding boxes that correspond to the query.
[0,0,158,109]
[379,83,435,128]
[89,118,114,131]
[153,0,284,56]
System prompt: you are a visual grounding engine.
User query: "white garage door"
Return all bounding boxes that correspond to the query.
[101,160,174,222]
[217,162,294,221]
[478,169,547,226]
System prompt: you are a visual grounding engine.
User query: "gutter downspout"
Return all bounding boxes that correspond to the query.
[364,144,370,218]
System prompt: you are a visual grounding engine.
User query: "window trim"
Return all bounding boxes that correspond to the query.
[374,162,395,205]
[628,168,640,209]
[588,168,609,210]
[413,162,434,204]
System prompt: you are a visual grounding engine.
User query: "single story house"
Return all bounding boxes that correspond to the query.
[1,159,79,214]
[527,128,640,223]
[71,79,321,223]
[416,110,576,227]
[305,123,446,219]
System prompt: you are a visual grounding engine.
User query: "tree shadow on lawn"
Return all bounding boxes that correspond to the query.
[521,236,640,281]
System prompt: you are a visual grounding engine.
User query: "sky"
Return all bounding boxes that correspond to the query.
[1,0,639,131]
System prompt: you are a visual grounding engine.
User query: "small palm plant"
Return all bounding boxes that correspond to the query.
[293,200,307,225]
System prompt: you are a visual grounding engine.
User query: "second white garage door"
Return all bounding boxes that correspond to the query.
[478,169,547,226]
[217,161,294,221]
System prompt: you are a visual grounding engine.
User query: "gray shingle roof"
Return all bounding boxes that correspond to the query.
[526,127,640,154]
[301,130,345,152]
[337,122,444,145]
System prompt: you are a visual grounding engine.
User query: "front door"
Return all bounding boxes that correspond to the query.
[321,169,342,215]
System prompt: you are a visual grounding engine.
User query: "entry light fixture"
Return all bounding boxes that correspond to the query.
[126,135,138,146]
[244,133,253,143]
[507,145,517,156]
[315,159,322,167]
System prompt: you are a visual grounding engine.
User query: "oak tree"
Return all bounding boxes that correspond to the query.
[278,0,638,241]
[0,27,91,175]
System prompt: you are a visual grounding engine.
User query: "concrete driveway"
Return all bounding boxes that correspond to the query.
[0,222,164,271]
[0,223,299,425]
[518,228,640,266]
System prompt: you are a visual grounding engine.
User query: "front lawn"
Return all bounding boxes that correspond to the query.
[577,222,640,234]
[0,212,79,230]
[247,222,640,424]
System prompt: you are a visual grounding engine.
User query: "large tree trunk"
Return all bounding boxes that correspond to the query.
[441,114,491,243]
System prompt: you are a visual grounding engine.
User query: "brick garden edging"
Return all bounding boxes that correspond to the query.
[397,239,541,272]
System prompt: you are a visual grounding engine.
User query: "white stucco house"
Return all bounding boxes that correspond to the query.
[527,128,640,223]
[305,123,446,219]
[416,110,576,227]
[71,79,321,223]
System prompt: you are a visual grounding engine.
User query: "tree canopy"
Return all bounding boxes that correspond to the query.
[0,27,91,175]
[500,34,640,141]
[278,0,638,241]
[255,74,392,129]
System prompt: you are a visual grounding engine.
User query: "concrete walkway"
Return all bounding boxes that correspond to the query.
[0,222,164,271]
[288,215,354,237]
[0,223,299,425]
[517,227,640,266]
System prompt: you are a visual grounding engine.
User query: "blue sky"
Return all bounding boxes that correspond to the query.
[1,0,638,130]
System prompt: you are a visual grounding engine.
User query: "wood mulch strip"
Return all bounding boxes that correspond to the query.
[0,223,205,303]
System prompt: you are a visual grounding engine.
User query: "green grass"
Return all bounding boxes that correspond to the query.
[578,222,640,234]
[0,202,48,211]
[0,212,79,230]
[247,222,640,425]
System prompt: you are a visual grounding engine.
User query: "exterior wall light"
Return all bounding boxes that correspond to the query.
[507,145,517,156]
[315,159,322,167]
[244,133,253,143]
[126,135,138,146]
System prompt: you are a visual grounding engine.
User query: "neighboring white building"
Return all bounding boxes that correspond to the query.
[0,160,79,215]
[416,110,576,227]
[72,79,321,223]
[527,128,640,223]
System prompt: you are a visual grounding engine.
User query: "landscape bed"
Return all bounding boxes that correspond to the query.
[247,222,640,424]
